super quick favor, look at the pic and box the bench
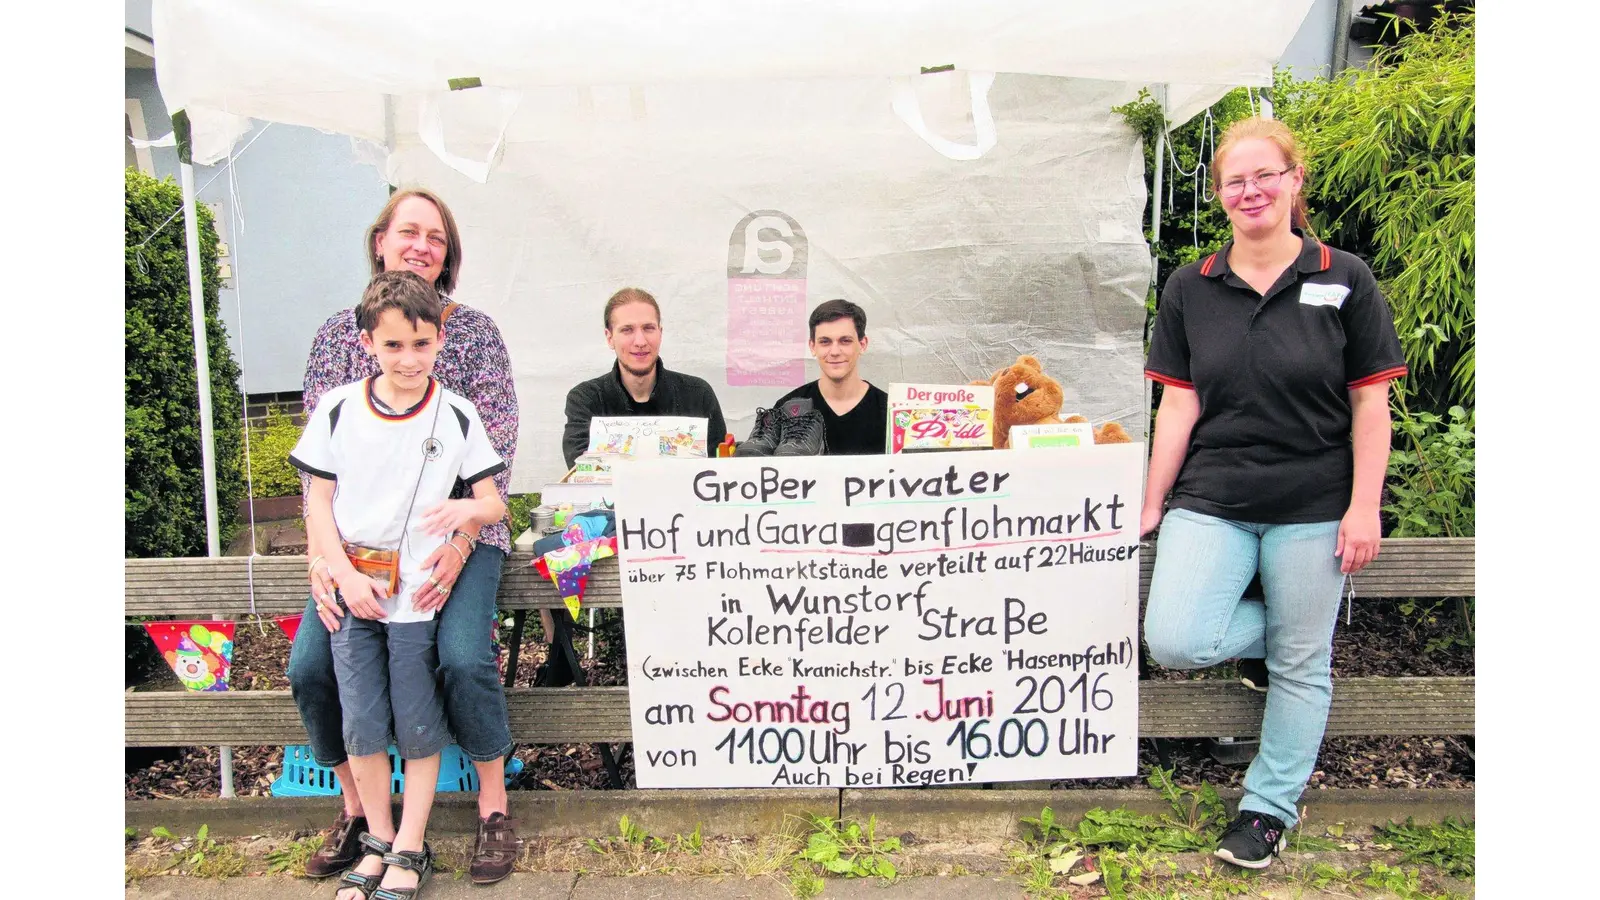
[125,538,1474,784]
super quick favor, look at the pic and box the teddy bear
[972,354,1132,448]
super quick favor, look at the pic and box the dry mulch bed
[127,583,1472,799]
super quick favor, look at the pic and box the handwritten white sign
[588,416,709,458]
[616,446,1143,788]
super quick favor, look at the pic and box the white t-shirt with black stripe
[290,376,507,622]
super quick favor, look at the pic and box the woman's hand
[1335,504,1382,574]
[413,536,469,614]
[1140,502,1165,538]
[308,555,344,632]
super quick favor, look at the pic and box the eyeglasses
[1219,166,1295,199]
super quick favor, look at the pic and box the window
[125,99,155,175]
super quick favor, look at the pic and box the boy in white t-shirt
[290,270,507,900]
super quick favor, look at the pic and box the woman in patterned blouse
[288,188,524,885]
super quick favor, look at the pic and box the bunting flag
[144,621,235,692]
[274,614,303,644]
[534,536,617,620]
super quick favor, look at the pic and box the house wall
[1281,0,1377,79]
[126,2,389,396]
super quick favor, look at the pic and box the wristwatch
[450,530,477,552]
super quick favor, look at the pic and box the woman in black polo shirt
[1140,118,1407,870]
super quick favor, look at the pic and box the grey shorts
[328,614,452,760]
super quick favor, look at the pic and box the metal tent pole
[1333,0,1355,77]
[1149,86,1166,263]
[174,111,233,798]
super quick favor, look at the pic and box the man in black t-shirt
[766,299,888,455]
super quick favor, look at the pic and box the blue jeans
[1143,508,1346,827]
[289,546,512,766]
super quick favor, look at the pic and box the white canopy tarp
[153,0,1314,167]
[151,1,1315,491]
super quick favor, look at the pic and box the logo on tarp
[726,210,808,386]
[143,621,235,691]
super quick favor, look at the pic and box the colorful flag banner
[534,536,617,620]
[143,621,235,691]
[274,614,303,644]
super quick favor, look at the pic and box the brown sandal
[469,813,522,884]
[334,833,393,899]
[305,811,368,878]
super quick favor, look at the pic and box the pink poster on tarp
[726,210,807,386]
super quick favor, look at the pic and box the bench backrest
[124,537,1474,618]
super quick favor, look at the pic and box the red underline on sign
[756,530,1125,556]
[631,555,686,563]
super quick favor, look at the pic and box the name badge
[1299,283,1350,309]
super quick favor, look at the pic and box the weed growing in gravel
[787,860,826,897]
[1303,860,1469,900]
[1376,816,1474,878]
[797,814,901,881]
[132,824,247,880]
[265,834,324,875]
[1013,770,1277,897]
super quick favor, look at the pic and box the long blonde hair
[1211,117,1314,236]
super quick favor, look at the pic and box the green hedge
[126,168,245,557]
[243,407,303,499]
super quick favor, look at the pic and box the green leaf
[823,857,855,874]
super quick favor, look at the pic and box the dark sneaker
[1215,811,1288,869]
[1238,658,1269,693]
[775,409,827,456]
[733,407,782,457]
[470,812,523,884]
[779,396,814,419]
[302,809,367,877]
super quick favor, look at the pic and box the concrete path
[124,873,1442,899]
[126,874,1010,899]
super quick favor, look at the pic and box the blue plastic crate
[271,745,477,797]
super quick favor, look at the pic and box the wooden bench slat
[124,677,1473,746]
[124,538,1474,617]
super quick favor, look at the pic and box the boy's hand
[420,499,483,537]
[334,570,390,620]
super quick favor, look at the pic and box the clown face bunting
[143,621,235,691]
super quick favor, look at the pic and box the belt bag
[343,542,401,597]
